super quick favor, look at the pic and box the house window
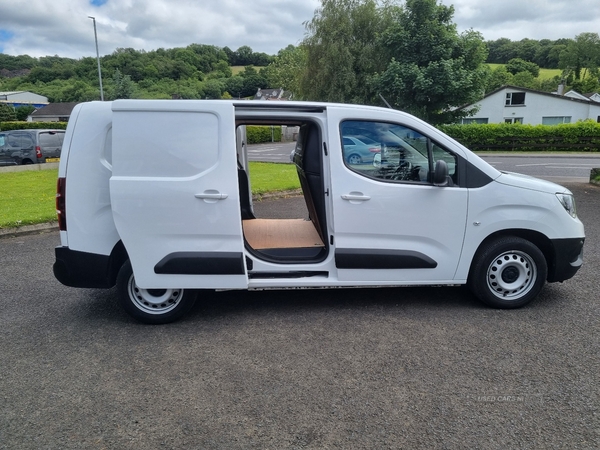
[461,118,489,124]
[542,116,571,125]
[505,92,526,106]
[504,118,523,124]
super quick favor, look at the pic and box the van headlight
[556,193,577,218]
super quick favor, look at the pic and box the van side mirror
[433,159,449,186]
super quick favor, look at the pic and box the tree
[238,66,268,97]
[301,0,386,103]
[485,65,513,93]
[506,58,540,77]
[234,46,254,66]
[109,69,136,100]
[224,76,244,98]
[15,105,35,121]
[486,38,519,64]
[0,103,16,121]
[202,79,224,99]
[515,38,540,62]
[262,45,307,98]
[373,0,488,124]
[559,32,600,80]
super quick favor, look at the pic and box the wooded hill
[1,24,599,123]
[0,45,275,103]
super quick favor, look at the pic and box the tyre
[468,237,547,309]
[116,260,197,324]
[347,154,362,165]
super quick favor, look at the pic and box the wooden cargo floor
[243,219,324,250]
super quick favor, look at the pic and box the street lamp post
[88,16,104,101]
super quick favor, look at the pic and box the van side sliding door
[110,100,248,289]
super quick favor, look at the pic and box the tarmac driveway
[0,183,598,449]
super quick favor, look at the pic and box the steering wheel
[391,161,413,181]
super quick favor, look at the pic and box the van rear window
[39,133,59,146]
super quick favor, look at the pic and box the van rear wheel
[468,237,547,309]
[116,260,197,324]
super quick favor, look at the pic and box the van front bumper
[54,246,114,288]
[548,238,585,283]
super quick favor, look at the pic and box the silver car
[342,135,381,165]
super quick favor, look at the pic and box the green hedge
[246,126,282,144]
[0,121,68,131]
[438,122,600,152]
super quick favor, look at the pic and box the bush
[0,121,68,131]
[246,125,282,144]
[438,121,600,152]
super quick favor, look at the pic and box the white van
[53,100,585,324]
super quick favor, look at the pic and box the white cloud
[0,0,320,58]
[0,0,599,59]
[440,0,600,41]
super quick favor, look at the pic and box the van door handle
[195,190,228,200]
[341,192,371,202]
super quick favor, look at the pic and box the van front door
[110,100,248,289]
[328,113,468,284]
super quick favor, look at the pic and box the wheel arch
[468,229,554,282]
[107,240,129,287]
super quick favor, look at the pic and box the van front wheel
[116,260,197,324]
[469,237,547,309]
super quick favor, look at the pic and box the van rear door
[110,100,248,289]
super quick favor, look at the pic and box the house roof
[30,102,80,116]
[254,88,292,101]
[461,85,600,110]
[0,91,48,101]
[0,91,25,96]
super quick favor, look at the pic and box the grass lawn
[0,170,58,228]
[0,162,300,228]
[538,68,562,80]
[231,65,266,75]
[248,162,300,195]
[488,64,562,80]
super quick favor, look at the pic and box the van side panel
[109,100,248,289]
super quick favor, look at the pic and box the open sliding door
[110,100,248,289]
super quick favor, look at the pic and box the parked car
[0,130,36,165]
[27,129,65,163]
[342,135,381,164]
[0,129,65,165]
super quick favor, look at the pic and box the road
[1,183,599,449]
[479,154,600,183]
[248,141,296,163]
[248,142,600,182]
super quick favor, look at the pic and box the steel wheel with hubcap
[116,260,197,324]
[469,236,547,309]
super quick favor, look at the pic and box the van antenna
[378,94,393,109]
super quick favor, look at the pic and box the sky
[1,0,600,60]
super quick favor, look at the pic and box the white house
[27,102,80,122]
[460,85,600,125]
[563,89,600,103]
[0,91,49,108]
